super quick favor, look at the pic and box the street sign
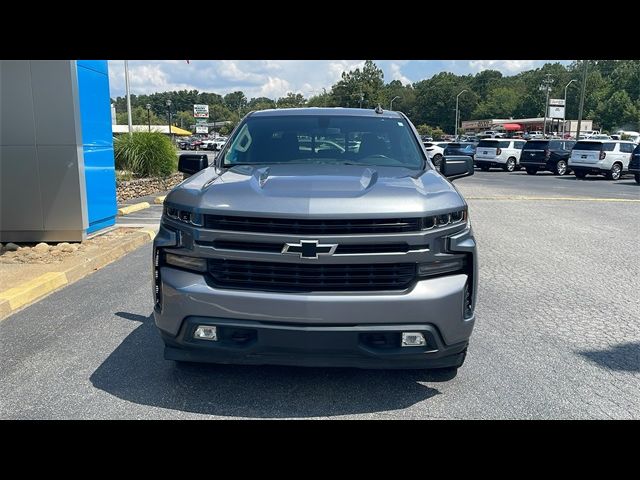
[549,106,565,119]
[549,98,565,106]
[196,118,207,124]
[195,125,208,134]
[193,104,209,118]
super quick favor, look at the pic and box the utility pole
[359,92,364,109]
[541,74,554,137]
[563,79,577,138]
[455,89,468,140]
[576,61,589,140]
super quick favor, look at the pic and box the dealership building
[461,118,594,137]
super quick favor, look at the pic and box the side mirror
[178,154,208,175]
[440,155,474,181]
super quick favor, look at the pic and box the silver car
[153,107,478,372]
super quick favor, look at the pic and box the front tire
[555,159,568,175]
[503,157,516,172]
[526,167,537,175]
[605,163,622,180]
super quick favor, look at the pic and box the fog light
[194,325,217,341]
[402,332,426,347]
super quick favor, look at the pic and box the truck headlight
[163,205,203,227]
[165,253,207,272]
[422,208,467,230]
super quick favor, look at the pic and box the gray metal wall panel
[0,146,44,230]
[30,61,79,146]
[0,60,37,146]
[38,145,86,230]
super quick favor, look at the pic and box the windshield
[223,115,425,169]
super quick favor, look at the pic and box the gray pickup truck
[153,107,477,372]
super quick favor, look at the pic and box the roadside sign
[196,118,207,124]
[549,98,565,106]
[549,106,565,119]
[193,104,209,118]
[195,125,208,134]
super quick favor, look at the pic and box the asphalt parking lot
[1,171,638,419]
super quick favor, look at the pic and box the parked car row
[178,136,228,151]
[431,137,640,182]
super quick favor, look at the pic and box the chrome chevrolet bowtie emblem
[282,240,338,259]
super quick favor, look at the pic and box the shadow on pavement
[90,312,447,418]
[578,342,640,372]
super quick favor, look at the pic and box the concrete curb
[0,228,157,321]
[118,202,150,216]
[154,195,166,204]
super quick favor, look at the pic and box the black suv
[630,143,640,184]
[520,139,576,175]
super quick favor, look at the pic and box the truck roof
[249,107,404,119]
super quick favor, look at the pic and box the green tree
[224,91,248,115]
[248,96,276,111]
[596,90,639,131]
[473,87,520,119]
[276,92,307,109]
[330,60,385,108]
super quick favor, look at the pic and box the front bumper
[162,317,468,369]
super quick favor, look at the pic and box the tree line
[111,60,640,136]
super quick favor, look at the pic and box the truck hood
[165,164,466,217]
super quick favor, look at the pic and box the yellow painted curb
[154,195,166,205]
[466,196,640,203]
[118,202,150,216]
[0,228,156,321]
[0,272,67,311]
[139,228,157,240]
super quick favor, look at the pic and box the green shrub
[114,132,177,177]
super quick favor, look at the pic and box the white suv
[422,141,450,167]
[475,139,527,172]
[569,140,636,180]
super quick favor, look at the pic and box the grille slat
[208,259,416,292]
[202,240,421,255]
[205,215,421,234]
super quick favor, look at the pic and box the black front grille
[208,259,416,292]
[204,215,422,234]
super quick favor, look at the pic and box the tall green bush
[114,132,177,177]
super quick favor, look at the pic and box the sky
[108,60,573,100]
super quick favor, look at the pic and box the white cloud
[467,60,538,73]
[259,76,292,98]
[390,62,411,84]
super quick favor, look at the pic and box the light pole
[166,99,173,142]
[541,74,554,136]
[146,104,152,132]
[576,61,589,140]
[563,79,577,138]
[455,89,467,140]
[390,96,400,111]
[359,91,364,109]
